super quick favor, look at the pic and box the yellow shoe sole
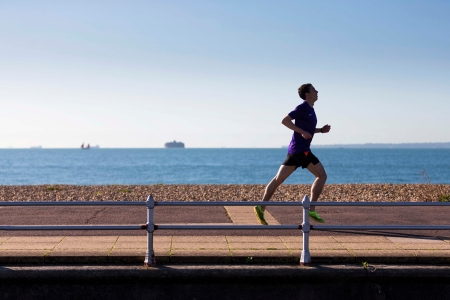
[254,206,268,225]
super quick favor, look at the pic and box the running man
[254,83,331,225]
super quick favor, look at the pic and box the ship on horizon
[81,143,100,149]
[164,140,185,148]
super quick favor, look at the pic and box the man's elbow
[281,116,291,125]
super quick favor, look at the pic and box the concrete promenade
[1,234,450,264]
[1,205,450,264]
[2,206,450,299]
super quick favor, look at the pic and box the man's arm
[281,115,312,139]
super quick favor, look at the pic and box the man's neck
[305,99,315,107]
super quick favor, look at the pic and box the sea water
[0,148,449,185]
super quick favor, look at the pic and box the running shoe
[254,206,268,225]
[309,211,325,223]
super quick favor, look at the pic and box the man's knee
[268,176,282,189]
[316,170,327,182]
[275,172,290,186]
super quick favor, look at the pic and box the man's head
[298,83,318,101]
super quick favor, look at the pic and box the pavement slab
[396,243,450,250]
[112,241,150,249]
[226,236,283,243]
[228,242,287,250]
[333,236,391,243]
[55,241,115,250]
[283,242,303,250]
[340,242,402,250]
[386,236,444,243]
[62,236,119,243]
[171,242,229,250]
[0,242,58,250]
[224,206,280,225]
[0,237,11,243]
[285,242,346,250]
[6,236,65,243]
[173,235,226,243]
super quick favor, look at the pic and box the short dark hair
[298,83,312,100]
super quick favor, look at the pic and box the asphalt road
[1,206,449,238]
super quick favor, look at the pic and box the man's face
[306,86,318,101]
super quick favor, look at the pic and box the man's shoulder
[294,101,309,113]
[292,102,308,112]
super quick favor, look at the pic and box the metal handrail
[157,225,301,230]
[0,201,145,206]
[155,201,304,206]
[313,225,450,230]
[0,225,144,230]
[154,201,450,206]
[147,196,450,266]
[310,202,449,206]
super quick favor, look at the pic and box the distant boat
[164,140,185,148]
[81,143,99,149]
[30,145,42,149]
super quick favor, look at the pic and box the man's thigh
[306,162,326,178]
[275,165,296,182]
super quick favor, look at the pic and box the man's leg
[254,165,296,225]
[306,162,327,212]
[260,165,296,211]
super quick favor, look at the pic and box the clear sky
[1,0,449,148]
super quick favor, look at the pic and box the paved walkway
[1,234,449,264]
[1,207,449,264]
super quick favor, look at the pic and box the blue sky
[1,0,449,148]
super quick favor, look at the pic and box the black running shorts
[282,151,320,169]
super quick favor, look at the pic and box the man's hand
[321,124,331,133]
[301,132,312,139]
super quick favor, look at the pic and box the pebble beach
[0,184,449,202]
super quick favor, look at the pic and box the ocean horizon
[5,141,450,150]
[0,148,449,185]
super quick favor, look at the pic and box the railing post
[144,195,156,267]
[300,195,311,265]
